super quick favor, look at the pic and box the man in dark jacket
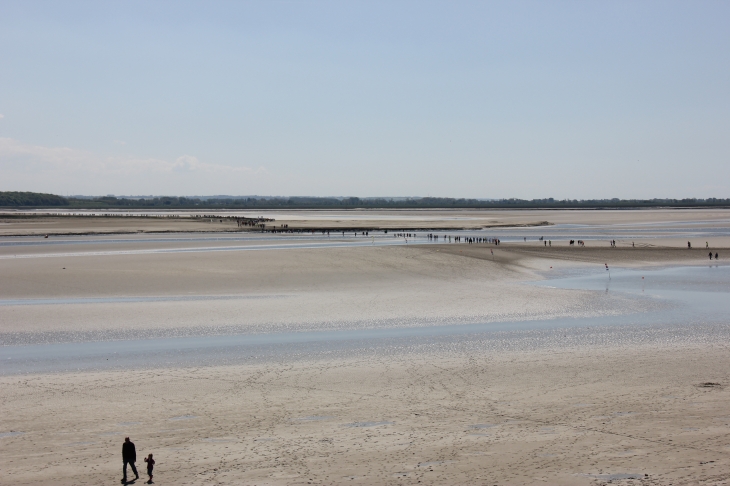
[122,437,139,482]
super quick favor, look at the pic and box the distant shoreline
[2,191,730,210]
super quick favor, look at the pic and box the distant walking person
[710,252,713,260]
[144,454,155,483]
[122,437,138,483]
[715,252,719,260]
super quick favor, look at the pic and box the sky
[0,1,728,199]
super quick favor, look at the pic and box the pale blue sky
[1,1,728,198]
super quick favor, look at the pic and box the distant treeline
[2,192,730,209]
[0,191,69,207]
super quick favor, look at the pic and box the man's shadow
[122,477,154,484]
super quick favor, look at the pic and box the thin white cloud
[170,155,270,174]
[0,137,268,194]
[0,114,4,119]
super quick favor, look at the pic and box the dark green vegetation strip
[1,192,729,209]
[0,191,69,207]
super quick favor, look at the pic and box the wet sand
[0,243,670,342]
[4,207,730,235]
[1,210,730,485]
[0,215,239,236]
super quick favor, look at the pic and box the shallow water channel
[1,265,729,375]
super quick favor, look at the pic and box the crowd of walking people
[226,224,723,261]
[425,233,501,244]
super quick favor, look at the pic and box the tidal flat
[1,209,730,485]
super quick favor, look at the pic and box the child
[144,454,155,483]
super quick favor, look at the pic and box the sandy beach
[1,209,730,485]
[3,344,730,486]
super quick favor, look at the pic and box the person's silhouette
[122,437,139,483]
[144,453,155,483]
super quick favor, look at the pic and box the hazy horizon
[1,1,729,199]
[7,191,729,202]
